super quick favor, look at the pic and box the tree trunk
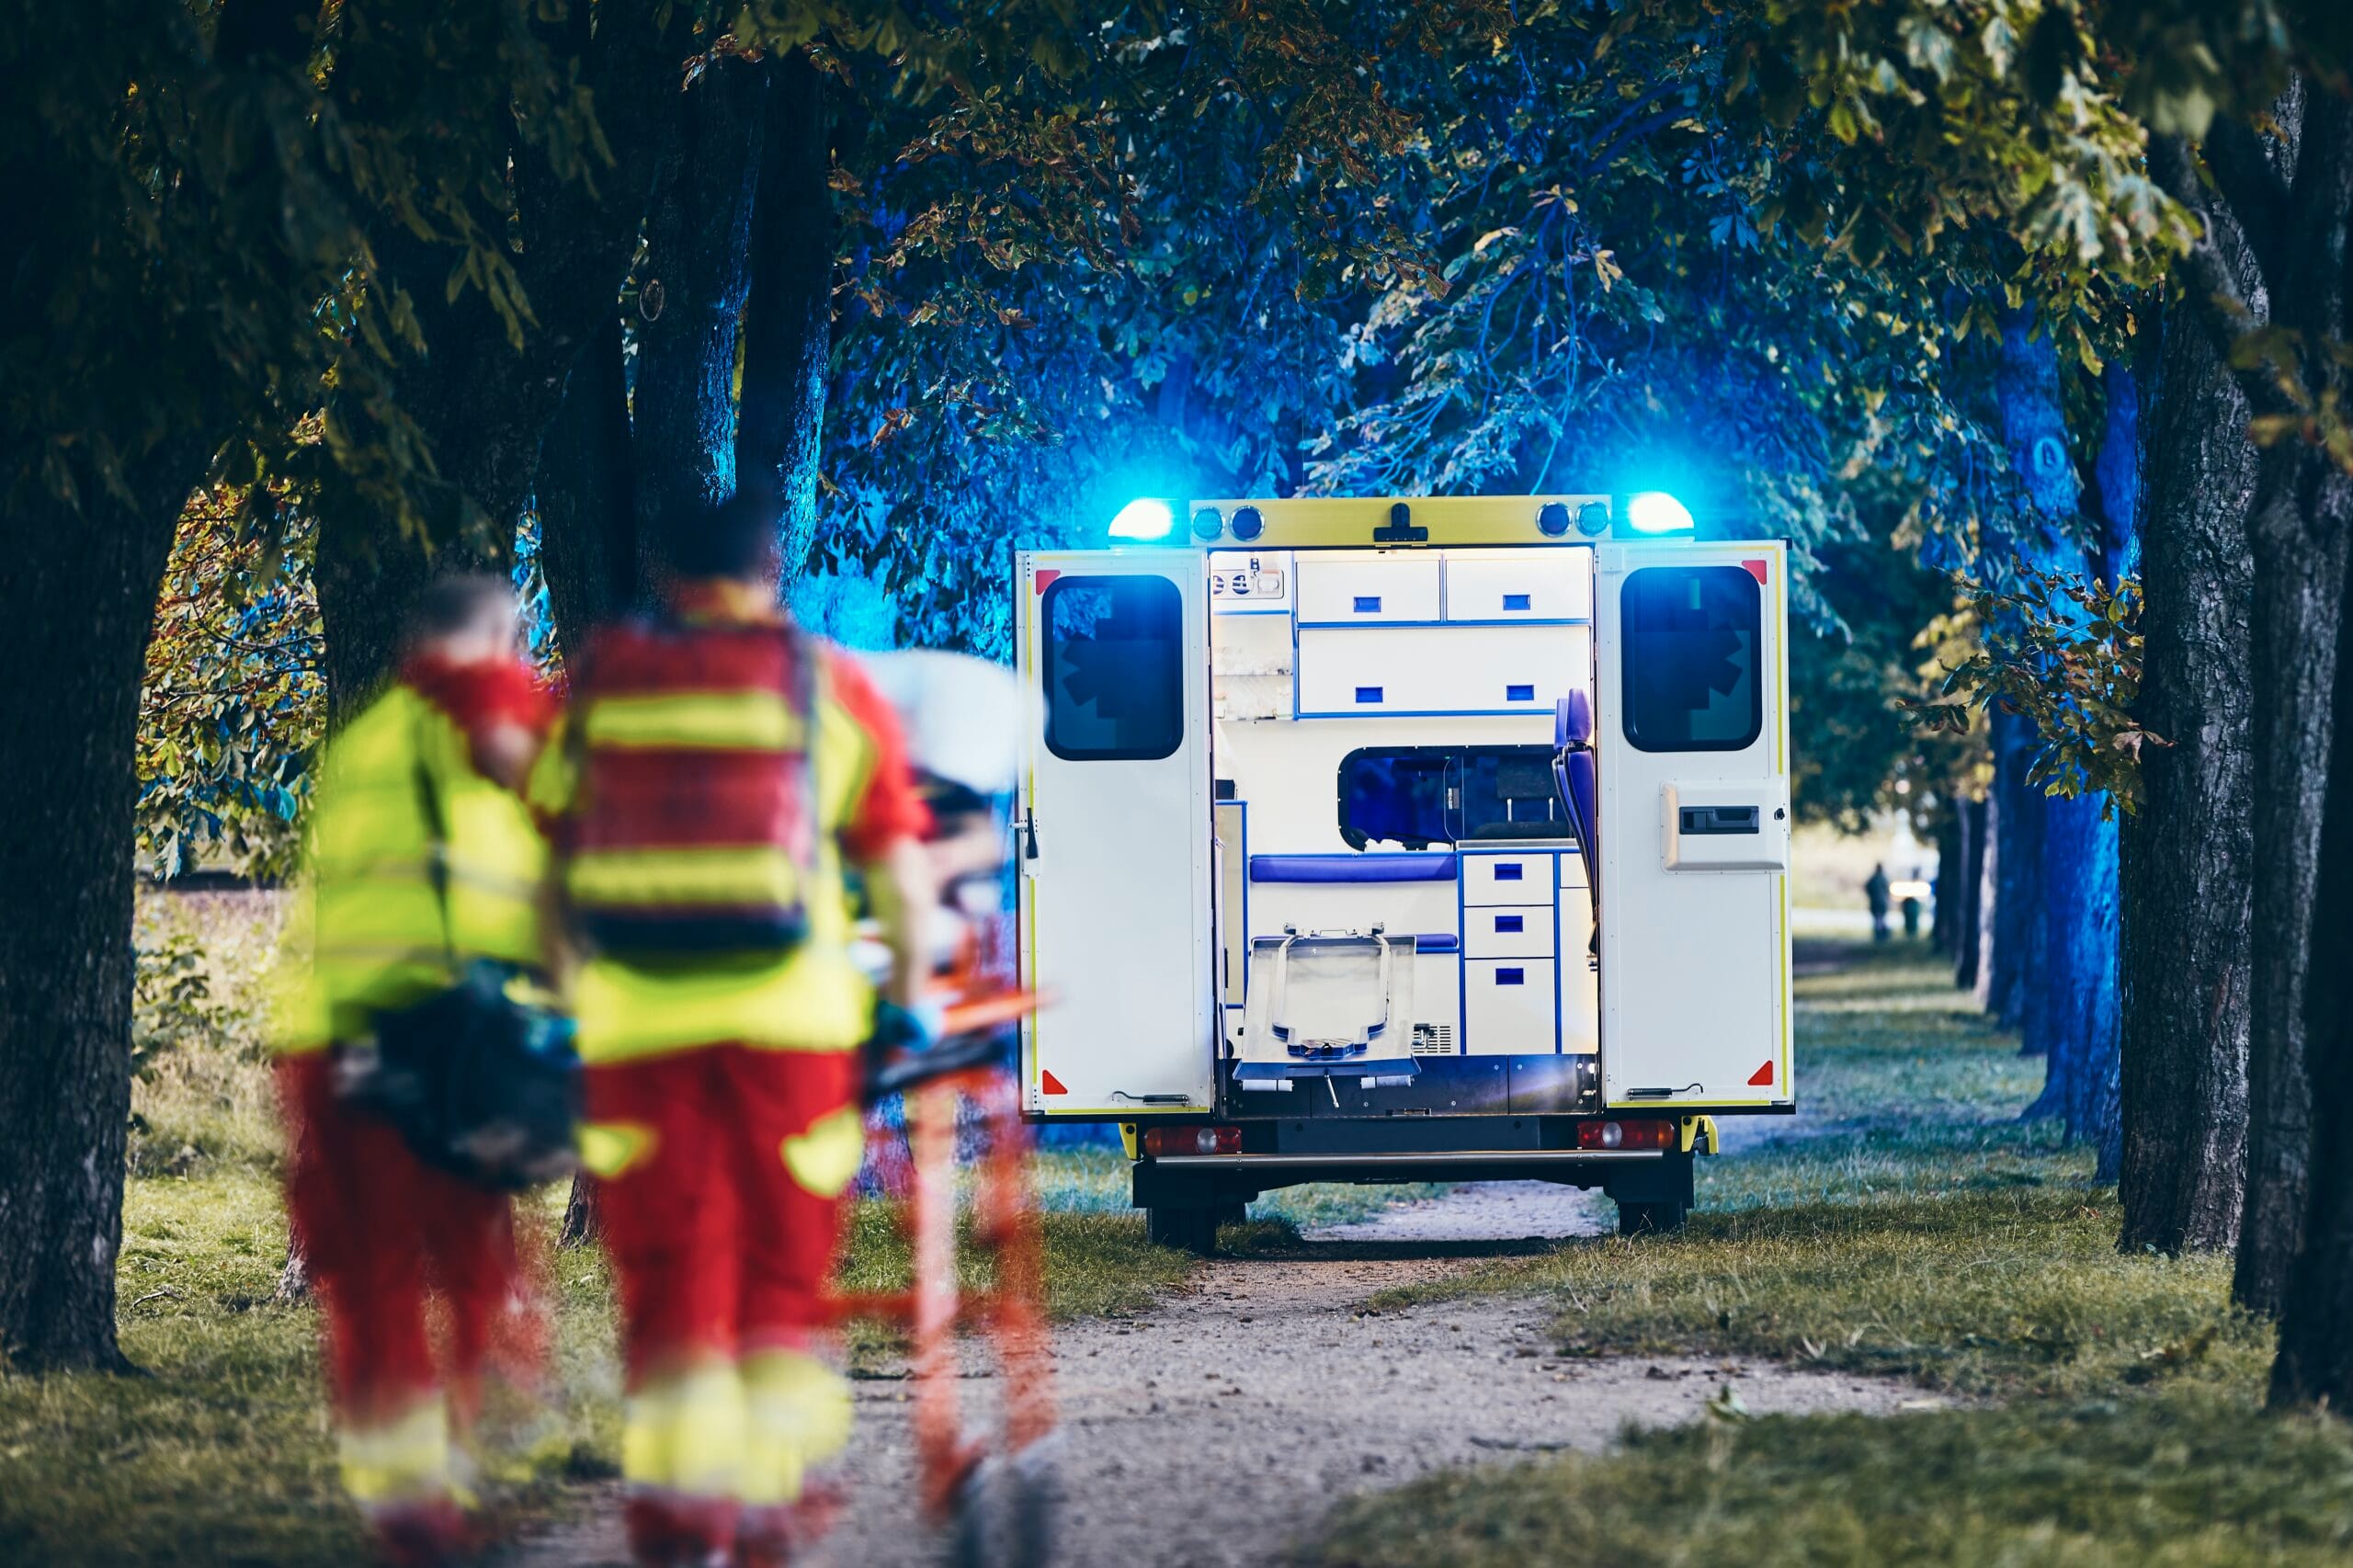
[1930,806,1961,956]
[2270,525,2353,1407]
[1988,712,2044,1032]
[1972,787,2000,1008]
[559,1174,602,1249]
[1954,795,1989,992]
[0,448,198,1369]
[2235,454,2353,1312]
[2117,278,2257,1255]
[1992,309,2082,1065]
[313,508,453,724]
[538,311,644,661]
[631,54,767,560]
[1994,310,2128,1153]
[2143,76,2353,1315]
[2077,359,2144,1181]
[735,50,833,578]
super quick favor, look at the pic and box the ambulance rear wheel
[1617,1199,1688,1237]
[1147,1204,1218,1255]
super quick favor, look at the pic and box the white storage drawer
[1464,903,1556,959]
[1447,550,1591,621]
[1463,959,1557,1055]
[1296,552,1441,624]
[1295,623,1589,717]
[1463,852,1552,905]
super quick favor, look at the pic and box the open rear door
[1017,551,1216,1115]
[1594,541,1792,1109]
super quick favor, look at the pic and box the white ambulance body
[1014,495,1792,1248]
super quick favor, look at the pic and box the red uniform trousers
[278,1055,520,1470]
[584,1044,859,1563]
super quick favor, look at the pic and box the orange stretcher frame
[824,983,1059,1528]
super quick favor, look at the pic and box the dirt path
[506,1181,1917,1568]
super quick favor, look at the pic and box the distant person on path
[1901,866,1925,938]
[274,574,556,1564]
[535,492,932,1568]
[1865,862,1892,941]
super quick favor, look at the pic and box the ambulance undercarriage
[1016,497,1793,1251]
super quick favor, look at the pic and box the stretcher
[829,650,1061,1565]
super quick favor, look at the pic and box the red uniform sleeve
[827,653,935,863]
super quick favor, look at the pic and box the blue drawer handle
[1495,915,1524,934]
[1503,593,1531,611]
[1355,686,1384,704]
[1496,968,1526,986]
[1353,595,1382,613]
[1495,863,1524,881]
[1506,683,1535,702]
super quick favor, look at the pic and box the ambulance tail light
[1577,1118,1676,1151]
[1142,1125,1243,1157]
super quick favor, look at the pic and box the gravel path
[505,1180,1918,1568]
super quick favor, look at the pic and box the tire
[949,1454,1058,1568]
[1147,1204,1218,1255]
[1617,1199,1688,1237]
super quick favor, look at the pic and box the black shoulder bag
[337,737,581,1190]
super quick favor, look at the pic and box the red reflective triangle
[1742,558,1769,585]
[1034,568,1062,593]
[1040,1068,1069,1096]
[1747,1059,1776,1086]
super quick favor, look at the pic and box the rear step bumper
[1133,1146,1692,1210]
[1147,1149,1664,1170]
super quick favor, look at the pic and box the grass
[1301,937,2351,1568]
[0,893,1233,1566]
[1305,1393,2353,1568]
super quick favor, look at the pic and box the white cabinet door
[1294,624,1589,718]
[1463,959,1558,1055]
[1295,551,1443,623]
[1017,552,1216,1114]
[1594,543,1792,1108]
[1462,903,1557,959]
[1446,549,1592,621]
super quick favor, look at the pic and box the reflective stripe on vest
[581,689,805,751]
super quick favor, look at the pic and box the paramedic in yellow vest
[535,493,932,1568]
[275,574,555,1566]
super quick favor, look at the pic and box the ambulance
[1013,495,1792,1250]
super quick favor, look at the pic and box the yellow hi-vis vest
[530,658,884,1063]
[275,684,549,1055]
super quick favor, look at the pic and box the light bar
[1625,492,1696,534]
[1108,497,1177,540]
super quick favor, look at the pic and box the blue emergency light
[1625,491,1697,534]
[1108,498,1177,540]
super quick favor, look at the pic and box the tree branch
[2203,118,2290,288]
[2147,132,2300,425]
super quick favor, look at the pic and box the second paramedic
[534,492,931,1567]
[276,574,555,1563]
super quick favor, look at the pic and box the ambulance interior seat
[1554,693,1600,952]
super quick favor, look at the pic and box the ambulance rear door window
[1620,565,1761,753]
[1041,574,1186,762]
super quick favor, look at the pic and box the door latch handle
[1021,808,1040,860]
